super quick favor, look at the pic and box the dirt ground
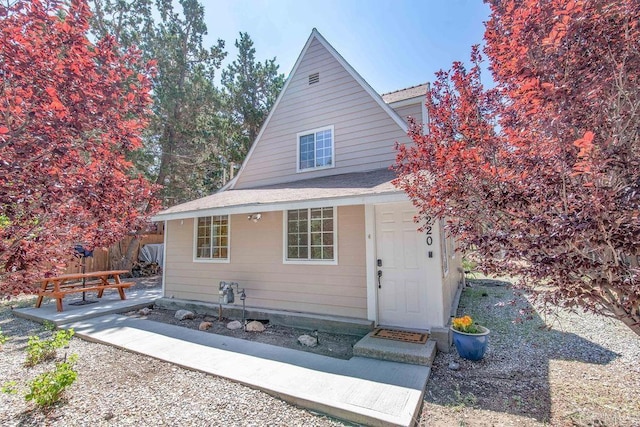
[125,306,363,360]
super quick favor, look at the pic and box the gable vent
[308,72,320,85]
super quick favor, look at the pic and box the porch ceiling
[152,168,406,221]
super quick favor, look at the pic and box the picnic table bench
[35,270,133,312]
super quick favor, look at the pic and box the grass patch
[457,283,551,341]
[448,384,478,410]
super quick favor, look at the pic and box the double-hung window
[195,215,229,261]
[297,125,334,172]
[286,207,336,263]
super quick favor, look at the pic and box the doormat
[372,328,428,344]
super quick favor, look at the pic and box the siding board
[235,38,406,189]
[393,103,423,125]
[164,206,367,318]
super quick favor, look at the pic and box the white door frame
[369,201,424,326]
[365,204,378,323]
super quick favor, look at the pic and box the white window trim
[282,206,338,265]
[296,125,335,173]
[449,235,456,259]
[440,219,449,276]
[422,94,429,135]
[193,215,231,263]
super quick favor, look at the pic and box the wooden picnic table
[35,270,133,312]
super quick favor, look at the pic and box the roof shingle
[381,83,429,104]
[153,169,401,219]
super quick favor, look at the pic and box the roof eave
[387,95,425,108]
[151,190,408,222]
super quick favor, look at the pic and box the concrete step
[353,332,437,366]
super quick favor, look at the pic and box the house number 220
[425,224,433,246]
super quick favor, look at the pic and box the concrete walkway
[15,289,430,426]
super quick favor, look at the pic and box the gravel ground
[1,276,639,426]
[419,278,640,427]
[0,278,346,427]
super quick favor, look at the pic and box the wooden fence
[65,234,164,274]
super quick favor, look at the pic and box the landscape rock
[448,361,460,371]
[199,321,213,331]
[138,307,152,316]
[298,334,318,347]
[203,316,216,322]
[245,320,265,332]
[175,310,194,320]
[227,320,243,330]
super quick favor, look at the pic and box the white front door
[375,202,429,329]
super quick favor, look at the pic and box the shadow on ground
[423,279,620,424]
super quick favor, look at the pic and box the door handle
[377,270,382,288]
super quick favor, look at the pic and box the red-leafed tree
[0,0,159,296]
[394,0,640,335]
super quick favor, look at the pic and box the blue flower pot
[451,325,490,361]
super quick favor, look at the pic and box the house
[152,29,463,350]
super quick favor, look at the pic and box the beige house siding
[392,103,422,126]
[164,205,367,318]
[234,37,409,189]
[417,219,463,328]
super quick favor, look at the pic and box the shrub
[462,256,479,278]
[0,327,8,346]
[42,321,56,331]
[1,381,17,394]
[25,329,74,367]
[25,354,78,407]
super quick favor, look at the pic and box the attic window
[297,125,334,172]
[308,72,319,85]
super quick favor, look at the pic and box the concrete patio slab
[13,287,162,326]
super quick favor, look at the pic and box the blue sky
[203,0,491,94]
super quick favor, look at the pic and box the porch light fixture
[248,213,262,223]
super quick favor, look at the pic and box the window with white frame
[196,215,229,260]
[439,219,449,275]
[286,207,335,261]
[297,126,334,171]
[448,233,456,259]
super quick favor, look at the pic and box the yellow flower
[452,315,481,333]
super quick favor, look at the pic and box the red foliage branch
[394,0,640,335]
[0,0,160,296]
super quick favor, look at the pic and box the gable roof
[152,169,405,221]
[229,28,408,190]
[382,83,430,104]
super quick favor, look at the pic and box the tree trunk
[114,237,140,272]
[611,303,640,338]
